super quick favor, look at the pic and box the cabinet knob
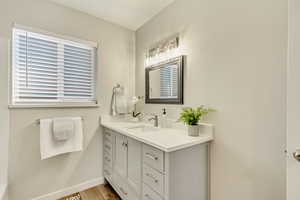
[293,149,300,162]
[145,153,158,160]
[146,173,158,183]
[122,142,128,148]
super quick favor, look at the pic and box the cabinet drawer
[143,145,164,172]
[143,184,163,200]
[104,129,113,143]
[103,165,112,182]
[113,173,139,200]
[104,140,113,155]
[104,151,113,168]
[143,164,164,195]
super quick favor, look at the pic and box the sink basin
[126,125,160,132]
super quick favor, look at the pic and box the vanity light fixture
[145,36,180,67]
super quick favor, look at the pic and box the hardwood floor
[58,184,120,200]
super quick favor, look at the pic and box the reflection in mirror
[146,56,184,104]
[149,65,178,99]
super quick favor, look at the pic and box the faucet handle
[148,116,155,121]
[148,114,158,119]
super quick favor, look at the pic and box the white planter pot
[188,125,199,136]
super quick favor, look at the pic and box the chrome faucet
[148,115,159,127]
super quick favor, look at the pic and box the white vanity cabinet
[104,129,142,200]
[102,126,210,200]
[114,133,128,178]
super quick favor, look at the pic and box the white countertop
[100,117,214,152]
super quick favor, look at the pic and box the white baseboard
[32,177,104,200]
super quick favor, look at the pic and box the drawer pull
[145,153,158,161]
[105,156,111,162]
[104,169,110,175]
[104,144,111,150]
[145,194,154,200]
[119,187,128,195]
[146,173,158,183]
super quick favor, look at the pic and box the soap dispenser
[161,108,167,128]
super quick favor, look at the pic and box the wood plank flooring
[58,184,120,200]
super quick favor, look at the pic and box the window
[11,27,98,107]
[160,65,178,98]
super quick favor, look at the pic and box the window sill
[8,103,100,109]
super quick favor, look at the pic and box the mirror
[145,56,184,104]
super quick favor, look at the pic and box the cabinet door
[114,133,127,179]
[127,137,142,194]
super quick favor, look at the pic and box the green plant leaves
[179,105,215,125]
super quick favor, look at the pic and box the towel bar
[36,117,84,125]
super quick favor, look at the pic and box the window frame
[9,24,99,108]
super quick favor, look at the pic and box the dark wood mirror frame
[145,55,184,104]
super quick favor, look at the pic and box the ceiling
[49,0,174,30]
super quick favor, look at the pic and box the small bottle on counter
[161,108,167,128]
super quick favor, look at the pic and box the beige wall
[136,0,287,200]
[0,38,9,188]
[287,0,300,199]
[0,0,135,199]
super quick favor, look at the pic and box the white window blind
[12,28,97,106]
[160,65,178,98]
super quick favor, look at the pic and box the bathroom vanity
[101,118,213,200]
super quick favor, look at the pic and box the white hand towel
[115,93,128,114]
[52,118,74,141]
[40,117,83,160]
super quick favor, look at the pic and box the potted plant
[179,106,215,136]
